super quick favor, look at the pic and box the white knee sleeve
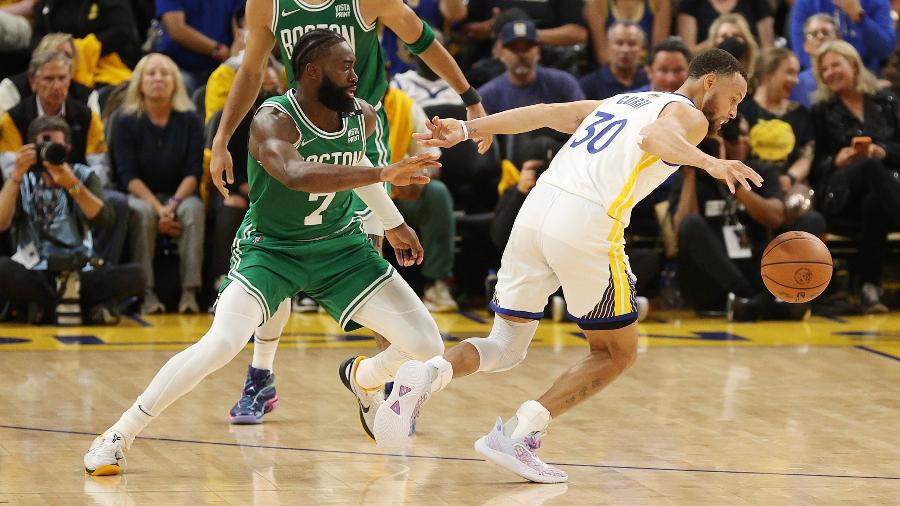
[465,315,538,373]
[351,274,444,360]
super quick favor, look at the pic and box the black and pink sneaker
[229,366,278,424]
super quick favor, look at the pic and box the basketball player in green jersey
[212,0,491,425]
[84,30,453,476]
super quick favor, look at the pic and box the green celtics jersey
[272,0,388,106]
[245,91,368,241]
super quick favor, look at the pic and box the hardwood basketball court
[1,310,899,504]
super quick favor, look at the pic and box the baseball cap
[500,20,537,47]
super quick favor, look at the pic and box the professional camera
[30,134,67,173]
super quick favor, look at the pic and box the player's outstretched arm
[638,102,764,193]
[249,107,440,193]
[414,101,604,148]
[210,0,276,198]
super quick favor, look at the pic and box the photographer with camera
[0,116,144,324]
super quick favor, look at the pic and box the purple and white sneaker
[474,417,568,483]
[373,360,432,449]
[229,366,278,424]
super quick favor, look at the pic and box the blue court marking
[2,424,899,481]
[855,345,900,363]
[0,337,30,344]
[54,335,104,345]
[458,310,487,324]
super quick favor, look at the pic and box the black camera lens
[41,142,67,165]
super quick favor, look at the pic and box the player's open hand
[380,153,440,186]
[414,117,466,149]
[210,140,234,198]
[385,223,424,267]
[466,103,493,154]
[705,158,763,194]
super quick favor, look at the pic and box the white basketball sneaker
[474,417,568,483]
[373,360,432,449]
[338,356,384,441]
[84,431,127,476]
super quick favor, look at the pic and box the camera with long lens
[30,134,67,173]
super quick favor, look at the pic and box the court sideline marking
[1,424,898,482]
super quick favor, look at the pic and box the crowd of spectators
[1,0,899,325]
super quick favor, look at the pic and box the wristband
[405,21,436,55]
[460,86,482,107]
[458,119,469,141]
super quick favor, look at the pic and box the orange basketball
[760,231,833,303]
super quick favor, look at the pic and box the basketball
[760,231,833,303]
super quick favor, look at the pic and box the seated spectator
[676,0,773,53]
[382,0,468,76]
[31,0,140,80]
[636,36,692,92]
[585,0,672,64]
[790,0,895,72]
[0,34,101,116]
[670,135,808,321]
[110,53,205,314]
[741,47,814,195]
[206,66,281,291]
[480,20,585,114]
[461,0,588,49]
[810,40,900,314]
[391,29,465,108]
[384,85,459,312]
[491,136,561,251]
[155,0,245,92]
[707,13,760,73]
[579,22,649,99]
[790,14,839,107]
[0,116,144,324]
[0,49,129,265]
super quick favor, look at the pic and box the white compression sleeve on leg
[251,298,290,371]
[464,315,538,373]
[351,274,445,388]
[109,284,264,440]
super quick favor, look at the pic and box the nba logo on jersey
[335,4,351,18]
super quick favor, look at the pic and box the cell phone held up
[30,134,67,173]
[851,136,872,156]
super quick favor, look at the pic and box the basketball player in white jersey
[370,49,763,483]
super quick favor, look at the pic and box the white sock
[355,346,408,389]
[426,355,452,393]
[251,336,279,372]
[108,400,151,447]
[505,400,551,439]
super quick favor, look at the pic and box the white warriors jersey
[540,91,696,228]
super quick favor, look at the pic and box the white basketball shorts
[490,183,639,330]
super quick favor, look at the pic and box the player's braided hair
[290,29,346,79]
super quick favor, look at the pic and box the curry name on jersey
[540,92,696,227]
[245,91,368,241]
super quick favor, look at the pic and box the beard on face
[701,97,721,136]
[318,74,356,113]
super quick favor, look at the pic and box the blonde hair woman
[676,0,773,54]
[707,13,759,73]
[810,40,900,314]
[110,53,205,314]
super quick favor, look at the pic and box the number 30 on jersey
[570,112,627,154]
